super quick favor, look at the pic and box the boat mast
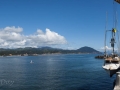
[110,0,119,55]
[104,30,107,56]
[104,12,108,56]
[104,0,119,56]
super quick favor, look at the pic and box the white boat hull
[102,63,120,77]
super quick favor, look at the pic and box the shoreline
[0,53,101,57]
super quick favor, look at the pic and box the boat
[102,0,120,77]
[30,60,33,64]
[102,29,120,77]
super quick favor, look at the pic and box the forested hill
[0,46,101,56]
[77,46,100,53]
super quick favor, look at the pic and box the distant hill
[77,46,100,53]
[40,47,63,50]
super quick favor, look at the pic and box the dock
[114,72,120,90]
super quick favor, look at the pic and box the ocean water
[0,54,116,90]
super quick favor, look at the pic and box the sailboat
[102,0,120,77]
[102,29,120,77]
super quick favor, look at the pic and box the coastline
[0,52,100,57]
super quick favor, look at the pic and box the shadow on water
[67,85,90,90]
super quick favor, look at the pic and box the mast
[104,30,107,56]
[104,12,108,56]
[105,29,116,56]
[104,0,119,56]
[110,0,119,55]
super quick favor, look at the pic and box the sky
[0,0,120,50]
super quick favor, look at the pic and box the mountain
[77,46,100,53]
[0,46,101,56]
[40,47,63,50]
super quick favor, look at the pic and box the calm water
[0,54,116,90]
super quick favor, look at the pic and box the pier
[114,72,120,90]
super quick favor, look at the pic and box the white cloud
[3,26,23,33]
[100,46,118,51]
[0,26,67,48]
[101,46,112,50]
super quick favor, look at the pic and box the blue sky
[0,0,120,50]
